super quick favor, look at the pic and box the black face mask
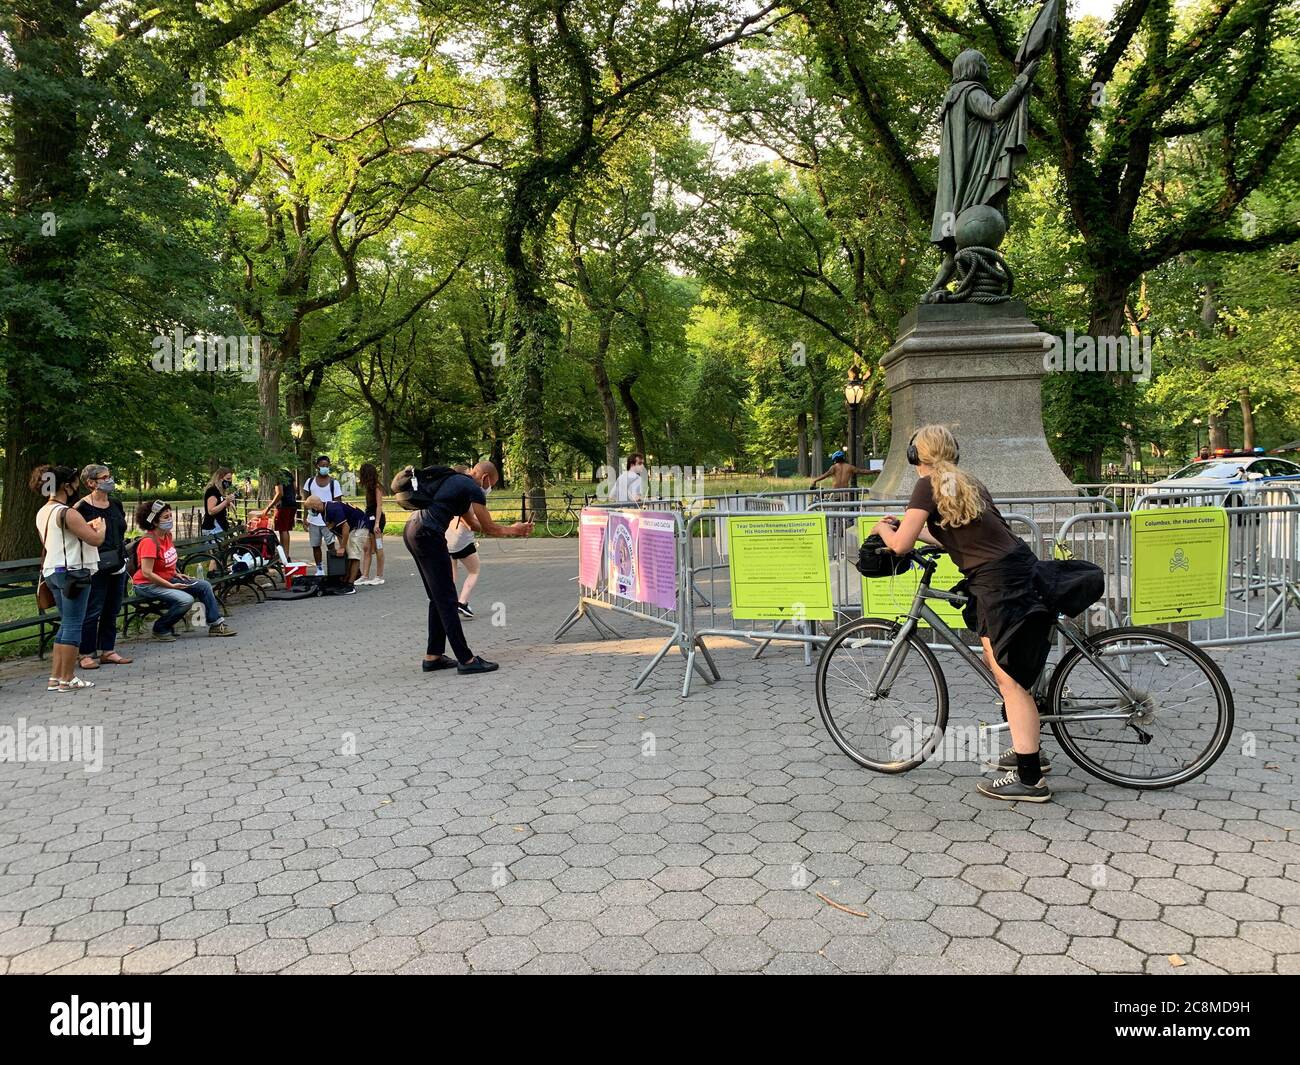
[221,479,232,489]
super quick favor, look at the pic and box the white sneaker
[315,565,324,576]
[355,577,375,586]
[371,578,385,585]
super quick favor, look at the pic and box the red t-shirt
[133,533,178,585]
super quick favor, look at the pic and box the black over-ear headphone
[907,431,959,466]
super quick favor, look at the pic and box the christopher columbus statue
[923,0,1060,303]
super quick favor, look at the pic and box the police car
[1150,448,1300,506]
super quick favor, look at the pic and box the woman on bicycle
[869,424,1054,802]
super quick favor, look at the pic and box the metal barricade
[1054,504,1300,645]
[810,494,1111,558]
[679,508,1044,696]
[1132,484,1298,509]
[553,507,720,692]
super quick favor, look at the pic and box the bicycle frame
[864,557,1142,733]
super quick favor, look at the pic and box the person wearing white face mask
[612,453,646,502]
[131,500,236,640]
[74,464,133,670]
[303,455,342,574]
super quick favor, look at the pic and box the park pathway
[0,534,1297,973]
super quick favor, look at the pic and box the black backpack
[391,464,457,511]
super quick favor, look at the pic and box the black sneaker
[457,602,475,619]
[984,748,1052,773]
[421,656,457,672]
[976,770,1052,803]
[457,656,499,675]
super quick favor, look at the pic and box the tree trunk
[592,323,619,473]
[618,376,647,459]
[796,412,809,477]
[1238,388,1255,451]
[1208,409,1229,451]
[811,390,824,473]
[0,0,84,560]
[258,357,282,460]
[1078,273,1135,482]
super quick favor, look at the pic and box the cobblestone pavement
[0,535,1296,974]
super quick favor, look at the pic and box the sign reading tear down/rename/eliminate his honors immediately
[727,514,834,621]
[1130,507,1228,625]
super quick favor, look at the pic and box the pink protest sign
[578,508,607,589]
[606,511,677,611]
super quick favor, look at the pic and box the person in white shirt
[302,455,342,573]
[612,453,646,503]
[32,464,106,693]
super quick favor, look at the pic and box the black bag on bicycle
[1033,558,1104,618]
[855,534,912,579]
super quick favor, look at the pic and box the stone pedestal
[871,301,1074,500]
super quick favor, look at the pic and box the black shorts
[450,542,477,561]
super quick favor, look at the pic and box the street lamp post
[290,422,305,490]
[844,365,865,488]
[1192,416,1203,459]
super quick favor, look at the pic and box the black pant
[405,516,472,663]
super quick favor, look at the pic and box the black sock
[1016,750,1042,786]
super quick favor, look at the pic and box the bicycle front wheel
[1047,626,1234,789]
[545,509,577,537]
[815,617,949,773]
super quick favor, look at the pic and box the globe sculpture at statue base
[870,301,1075,501]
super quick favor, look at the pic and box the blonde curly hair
[914,425,984,527]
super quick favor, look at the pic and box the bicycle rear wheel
[1047,626,1234,789]
[815,617,949,772]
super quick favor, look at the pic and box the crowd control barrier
[557,493,1300,697]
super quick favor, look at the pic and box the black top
[422,473,486,532]
[74,497,127,555]
[280,476,298,510]
[324,501,371,532]
[202,486,227,532]
[907,475,1023,575]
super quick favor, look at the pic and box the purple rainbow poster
[606,511,677,611]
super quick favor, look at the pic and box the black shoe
[457,602,475,619]
[421,656,457,672]
[984,748,1053,773]
[457,656,498,675]
[976,770,1052,803]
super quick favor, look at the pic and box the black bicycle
[815,546,1234,790]
[544,490,596,537]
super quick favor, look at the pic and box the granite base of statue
[870,300,1075,501]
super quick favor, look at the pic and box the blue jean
[45,570,91,646]
[133,578,222,633]
[79,570,128,655]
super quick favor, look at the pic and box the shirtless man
[810,451,872,490]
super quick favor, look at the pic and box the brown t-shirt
[906,475,1023,574]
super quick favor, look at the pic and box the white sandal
[58,676,95,693]
[47,677,60,692]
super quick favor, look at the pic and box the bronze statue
[923,0,1059,304]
